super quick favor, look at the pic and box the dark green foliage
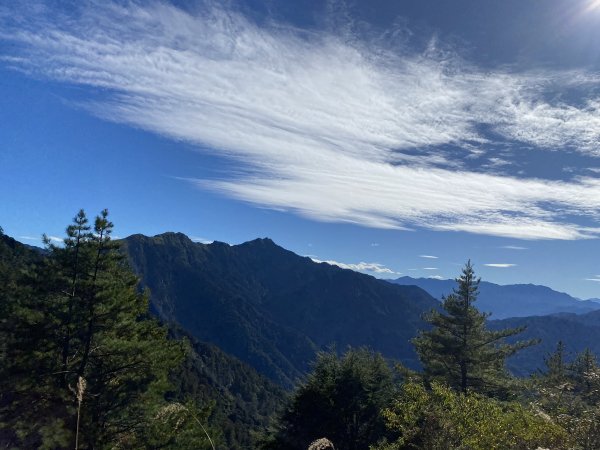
[264,348,395,450]
[0,229,44,317]
[413,261,537,396]
[0,230,44,371]
[122,233,439,387]
[169,328,287,450]
[0,230,47,446]
[0,212,215,449]
[544,340,568,383]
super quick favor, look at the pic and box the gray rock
[308,437,335,450]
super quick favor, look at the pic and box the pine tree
[544,341,568,383]
[413,261,537,397]
[0,210,215,449]
[264,348,395,450]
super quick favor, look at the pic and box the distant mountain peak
[126,231,192,243]
[126,232,282,249]
[239,237,277,246]
[235,237,292,255]
[156,231,192,240]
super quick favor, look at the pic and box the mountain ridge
[122,232,440,387]
[122,232,600,382]
[7,228,600,387]
[392,275,600,319]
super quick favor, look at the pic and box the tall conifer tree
[413,261,537,397]
[1,210,214,449]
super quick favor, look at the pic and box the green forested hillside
[263,265,600,450]
[169,328,286,449]
[0,227,43,270]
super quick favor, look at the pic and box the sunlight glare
[584,0,600,13]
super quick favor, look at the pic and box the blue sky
[2,0,600,299]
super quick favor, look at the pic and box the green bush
[376,381,570,450]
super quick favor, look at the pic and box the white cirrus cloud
[311,258,398,275]
[484,263,517,268]
[2,2,600,239]
[428,275,445,280]
[20,235,61,243]
[423,267,439,270]
[191,236,214,244]
[501,245,528,250]
[419,255,439,259]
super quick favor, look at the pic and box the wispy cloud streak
[484,263,517,268]
[191,236,214,244]
[2,1,600,239]
[311,258,398,275]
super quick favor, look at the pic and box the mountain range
[122,232,439,387]
[392,276,600,319]
[122,232,600,385]
[490,311,600,376]
[6,229,600,388]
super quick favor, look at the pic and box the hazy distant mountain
[123,232,439,387]
[391,276,600,319]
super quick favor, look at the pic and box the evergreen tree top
[414,261,538,397]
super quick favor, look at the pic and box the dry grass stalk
[74,376,86,450]
[154,402,216,450]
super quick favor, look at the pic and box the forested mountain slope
[122,232,439,387]
[491,311,600,376]
[0,228,284,449]
[169,328,286,449]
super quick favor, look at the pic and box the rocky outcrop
[308,438,335,450]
